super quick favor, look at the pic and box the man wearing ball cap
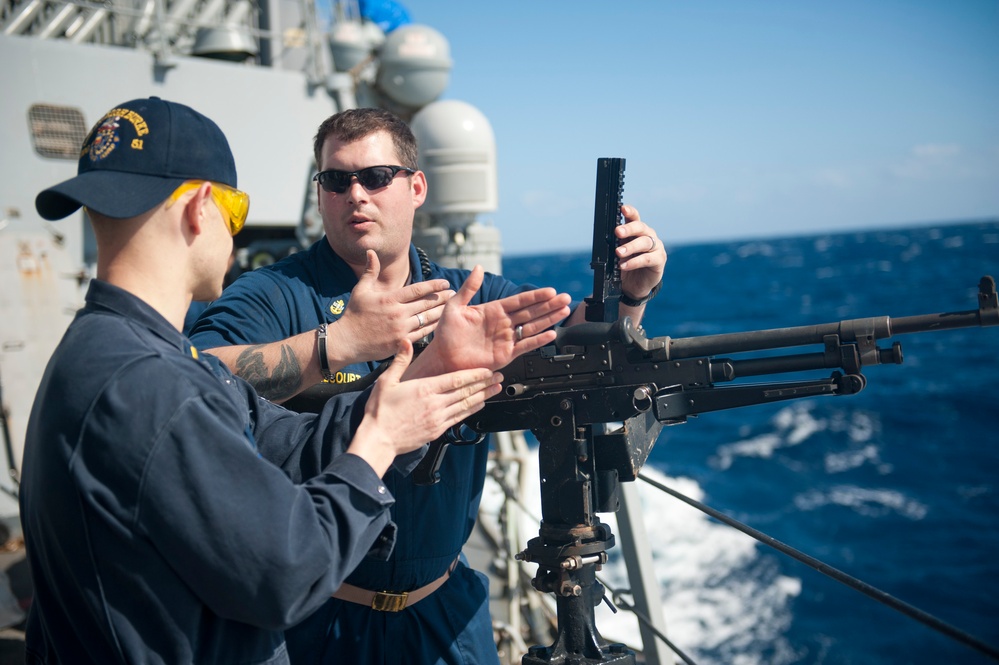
[20,97,518,663]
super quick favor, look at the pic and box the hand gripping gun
[412,159,999,665]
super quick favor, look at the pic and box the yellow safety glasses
[168,180,249,236]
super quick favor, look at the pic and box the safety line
[605,588,698,665]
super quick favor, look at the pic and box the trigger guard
[445,424,485,446]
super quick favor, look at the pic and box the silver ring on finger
[647,236,657,252]
[516,325,524,341]
[416,312,425,329]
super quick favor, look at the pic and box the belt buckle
[371,591,408,612]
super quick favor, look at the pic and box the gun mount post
[516,395,645,665]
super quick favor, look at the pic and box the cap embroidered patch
[88,107,151,162]
[88,116,122,161]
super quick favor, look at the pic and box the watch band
[620,278,662,307]
[317,323,334,382]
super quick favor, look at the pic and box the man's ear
[180,182,213,237]
[411,170,428,209]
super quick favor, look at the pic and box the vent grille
[29,104,88,160]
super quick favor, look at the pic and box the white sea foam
[823,444,882,474]
[900,242,922,262]
[482,450,801,664]
[793,485,928,520]
[711,404,892,477]
[711,433,785,470]
[712,252,732,267]
[712,403,825,470]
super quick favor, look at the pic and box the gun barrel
[890,309,991,335]
[667,276,997,360]
[667,316,893,359]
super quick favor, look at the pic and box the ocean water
[501,219,999,665]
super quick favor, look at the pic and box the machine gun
[412,159,999,665]
[413,277,998,664]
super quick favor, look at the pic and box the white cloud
[812,168,853,188]
[890,143,966,180]
[911,143,961,157]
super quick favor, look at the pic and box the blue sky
[391,1,998,255]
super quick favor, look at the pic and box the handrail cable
[604,588,698,665]
[637,472,999,663]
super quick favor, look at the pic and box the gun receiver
[412,274,999,486]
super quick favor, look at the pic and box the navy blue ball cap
[35,97,237,221]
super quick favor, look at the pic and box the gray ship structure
[3,2,999,664]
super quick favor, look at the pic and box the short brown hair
[313,107,419,171]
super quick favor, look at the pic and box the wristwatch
[316,323,335,382]
[620,279,662,307]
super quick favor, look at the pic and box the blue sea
[501,219,999,665]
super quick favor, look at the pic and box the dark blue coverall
[190,240,534,665]
[20,279,406,664]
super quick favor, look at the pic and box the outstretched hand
[329,250,454,364]
[348,339,503,477]
[405,266,572,379]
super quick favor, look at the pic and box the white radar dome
[375,24,451,109]
[329,21,372,72]
[411,99,497,216]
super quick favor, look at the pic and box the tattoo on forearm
[234,345,268,384]
[269,345,303,401]
[234,344,303,401]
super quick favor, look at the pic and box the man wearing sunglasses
[188,107,666,665]
[21,97,567,664]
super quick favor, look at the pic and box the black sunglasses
[312,165,416,194]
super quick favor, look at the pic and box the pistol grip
[412,439,450,486]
